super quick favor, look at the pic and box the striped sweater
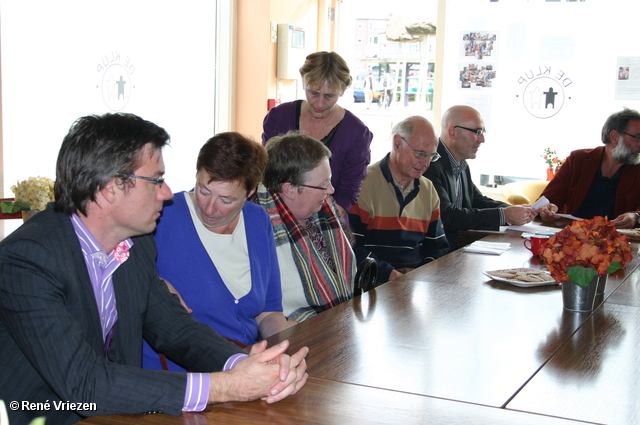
[349,155,449,280]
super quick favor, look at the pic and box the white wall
[440,0,640,183]
[1,0,226,200]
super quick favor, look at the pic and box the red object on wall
[267,98,281,110]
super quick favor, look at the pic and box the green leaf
[567,265,597,288]
[607,262,622,274]
[28,417,47,425]
[1,200,32,213]
[13,201,32,211]
[0,201,13,213]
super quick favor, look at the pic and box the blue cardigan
[142,193,282,371]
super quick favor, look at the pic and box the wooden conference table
[81,226,640,425]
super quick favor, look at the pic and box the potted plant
[541,148,564,181]
[540,216,633,312]
[0,177,55,221]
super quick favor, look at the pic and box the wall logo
[96,52,135,111]
[517,66,572,119]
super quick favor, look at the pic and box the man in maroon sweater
[538,108,640,228]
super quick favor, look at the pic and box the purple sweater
[262,100,373,212]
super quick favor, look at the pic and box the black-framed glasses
[454,125,486,137]
[400,137,440,162]
[618,130,640,142]
[299,182,332,193]
[115,173,165,188]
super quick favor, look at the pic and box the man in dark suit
[423,105,533,251]
[0,113,308,425]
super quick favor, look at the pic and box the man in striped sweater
[349,116,449,283]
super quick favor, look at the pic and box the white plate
[617,228,640,241]
[483,268,558,288]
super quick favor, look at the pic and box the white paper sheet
[507,223,562,234]
[555,213,582,220]
[463,241,511,255]
[531,196,550,210]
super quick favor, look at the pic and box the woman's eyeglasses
[299,183,332,193]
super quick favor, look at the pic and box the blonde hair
[299,51,352,94]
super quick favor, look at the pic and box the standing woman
[262,51,373,216]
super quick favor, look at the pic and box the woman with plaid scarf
[257,132,356,322]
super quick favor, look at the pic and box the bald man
[350,115,449,283]
[423,105,533,251]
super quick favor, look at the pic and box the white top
[274,243,305,318]
[184,192,251,299]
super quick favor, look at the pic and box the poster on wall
[459,32,498,90]
[459,63,497,89]
[461,32,497,60]
[615,56,640,101]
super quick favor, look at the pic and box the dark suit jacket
[423,140,509,250]
[540,146,640,217]
[0,208,244,425]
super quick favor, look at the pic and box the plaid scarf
[257,185,355,322]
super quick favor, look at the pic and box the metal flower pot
[561,277,597,312]
[595,274,608,296]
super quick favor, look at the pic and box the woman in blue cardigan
[143,132,292,372]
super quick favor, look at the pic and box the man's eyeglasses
[299,182,332,193]
[454,125,486,137]
[400,137,440,162]
[619,130,640,142]
[115,173,165,188]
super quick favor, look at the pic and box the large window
[1,0,233,205]
[439,0,640,183]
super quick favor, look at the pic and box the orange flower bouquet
[542,148,564,173]
[541,216,633,288]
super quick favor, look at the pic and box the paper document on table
[467,226,508,234]
[555,213,582,220]
[463,241,511,255]
[507,222,562,235]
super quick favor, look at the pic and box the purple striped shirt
[71,214,126,343]
[70,215,249,411]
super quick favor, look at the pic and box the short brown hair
[196,132,267,193]
[263,131,331,193]
[299,51,352,94]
